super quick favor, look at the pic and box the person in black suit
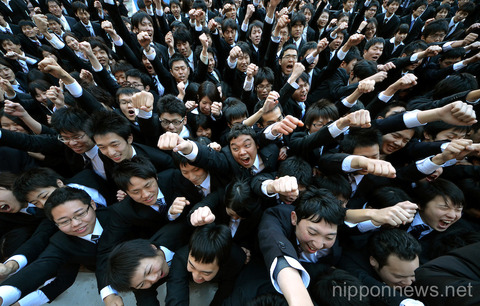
[258,188,345,306]
[18,20,48,59]
[97,157,193,305]
[166,224,246,306]
[0,187,110,305]
[46,0,77,32]
[338,229,423,305]
[444,2,474,41]
[71,1,111,48]
[286,12,307,52]
[414,242,480,305]
[158,124,279,180]
[166,0,191,29]
[0,11,20,35]
[400,0,427,45]
[378,24,408,64]
[0,0,29,24]
[375,0,401,39]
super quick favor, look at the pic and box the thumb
[297,120,304,127]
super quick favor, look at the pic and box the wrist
[5,260,19,273]
[431,154,446,165]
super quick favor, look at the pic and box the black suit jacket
[400,15,424,45]
[72,21,112,48]
[0,0,29,23]
[288,124,338,166]
[376,13,401,39]
[2,208,111,296]
[166,244,246,306]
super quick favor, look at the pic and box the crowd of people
[0,0,479,304]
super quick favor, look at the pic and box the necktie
[447,23,456,36]
[196,185,205,198]
[155,198,168,216]
[86,25,95,36]
[6,27,12,34]
[26,207,38,215]
[384,17,390,24]
[410,18,416,31]
[409,224,429,240]
[81,153,92,169]
[91,234,100,243]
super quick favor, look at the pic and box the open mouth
[240,156,251,167]
[0,204,10,211]
[306,243,318,253]
[438,219,453,230]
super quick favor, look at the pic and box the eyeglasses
[159,118,185,127]
[256,84,272,91]
[58,133,86,143]
[282,54,297,60]
[55,205,91,227]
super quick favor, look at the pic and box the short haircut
[431,73,477,100]
[295,188,345,225]
[168,53,189,69]
[439,48,465,61]
[222,18,238,32]
[411,0,427,11]
[435,4,451,15]
[402,40,428,57]
[169,0,180,7]
[12,168,63,204]
[254,67,274,88]
[277,157,312,187]
[314,174,351,201]
[44,187,92,221]
[71,1,88,13]
[312,269,369,306]
[352,59,378,80]
[364,37,385,52]
[125,69,152,87]
[131,11,153,30]
[172,151,192,168]
[290,12,306,28]
[157,94,186,117]
[106,239,158,291]
[89,38,111,56]
[367,0,380,9]
[223,98,248,124]
[173,28,192,43]
[279,44,298,60]
[28,79,51,99]
[46,13,62,26]
[236,41,252,60]
[247,20,263,40]
[387,0,401,5]
[423,121,469,140]
[189,223,232,265]
[368,229,421,269]
[18,20,35,28]
[51,107,89,134]
[0,35,21,47]
[299,42,317,59]
[86,111,131,141]
[458,2,474,14]
[0,172,17,189]
[412,178,465,209]
[115,87,140,102]
[296,72,309,84]
[422,20,448,38]
[112,62,134,75]
[396,23,409,35]
[112,156,157,192]
[304,99,339,128]
[368,186,411,209]
[226,123,257,145]
[192,0,207,11]
[224,179,257,218]
[341,128,382,154]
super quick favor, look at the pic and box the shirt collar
[79,218,103,243]
[84,145,99,159]
[179,125,190,138]
[199,173,211,190]
[409,212,434,232]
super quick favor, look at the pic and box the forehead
[188,253,219,269]
[118,93,133,100]
[95,132,125,143]
[172,60,187,68]
[230,134,255,146]
[93,46,107,53]
[298,217,337,233]
[284,49,297,56]
[368,43,384,50]
[60,130,84,137]
[160,112,182,120]
[425,195,461,208]
[353,144,380,157]
[51,199,88,217]
[383,254,418,271]
[128,176,156,188]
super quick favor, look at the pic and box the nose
[446,209,456,219]
[145,272,158,283]
[71,217,82,227]
[107,147,116,157]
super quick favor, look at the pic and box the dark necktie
[409,224,429,240]
[155,198,168,216]
[82,153,92,169]
[91,234,100,243]
[196,185,205,198]
[26,206,38,215]
[410,18,416,31]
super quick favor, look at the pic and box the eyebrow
[56,207,85,221]
[188,259,213,274]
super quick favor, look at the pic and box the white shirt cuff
[378,91,393,102]
[265,15,274,24]
[416,156,441,174]
[137,109,152,119]
[0,286,22,306]
[64,81,83,98]
[241,22,248,32]
[104,0,114,4]
[271,35,281,43]
[195,24,203,31]
[100,286,118,300]
[269,256,310,294]
[329,121,348,138]
[403,110,424,128]
[156,8,164,16]
[440,142,449,151]
[453,61,467,71]
[263,124,281,140]
[410,53,419,62]
[261,180,277,197]
[243,77,253,91]
[442,41,453,52]
[337,48,348,60]
[144,48,157,61]
[146,6,154,15]
[177,141,198,161]
[92,65,103,73]
[16,290,50,306]
[305,53,317,64]
[200,53,208,65]
[357,220,380,232]
[227,57,237,69]
[113,36,124,46]
[341,155,361,172]
[341,97,356,108]
[167,212,180,221]
[24,57,37,65]
[45,34,65,49]
[5,255,27,273]
[290,81,299,89]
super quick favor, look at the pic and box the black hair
[277,157,312,187]
[115,87,140,103]
[86,111,132,141]
[192,0,207,11]
[111,62,134,78]
[412,178,465,210]
[341,128,382,154]
[314,174,351,202]
[198,81,220,104]
[279,44,298,60]
[351,59,378,80]
[224,179,257,219]
[304,99,339,128]
[71,1,89,13]
[247,20,263,42]
[0,108,32,134]
[299,41,317,60]
[125,69,152,88]
[51,107,89,134]
[364,37,385,52]
[168,53,189,70]
[439,48,465,61]
[46,13,62,27]
[89,38,111,57]
[422,20,448,38]
[0,227,34,262]
[368,186,411,209]
[189,223,232,265]
[236,41,252,61]
[18,20,35,28]
[0,172,17,189]
[157,94,187,117]
[395,23,409,35]
[431,73,477,100]
[28,80,51,101]
[222,18,238,32]
[112,156,157,192]
[402,40,428,57]
[386,0,401,5]
[311,269,369,306]
[295,188,345,225]
[368,229,421,269]
[106,239,159,291]
[131,11,153,30]
[226,123,257,146]
[12,168,63,204]
[429,227,480,259]
[173,28,192,44]
[254,67,274,88]
[0,34,21,48]
[44,187,92,221]
[411,0,427,11]
[223,98,248,124]
[458,2,475,14]
[423,121,469,141]
[170,0,180,7]
[290,12,307,29]
[435,4,451,16]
